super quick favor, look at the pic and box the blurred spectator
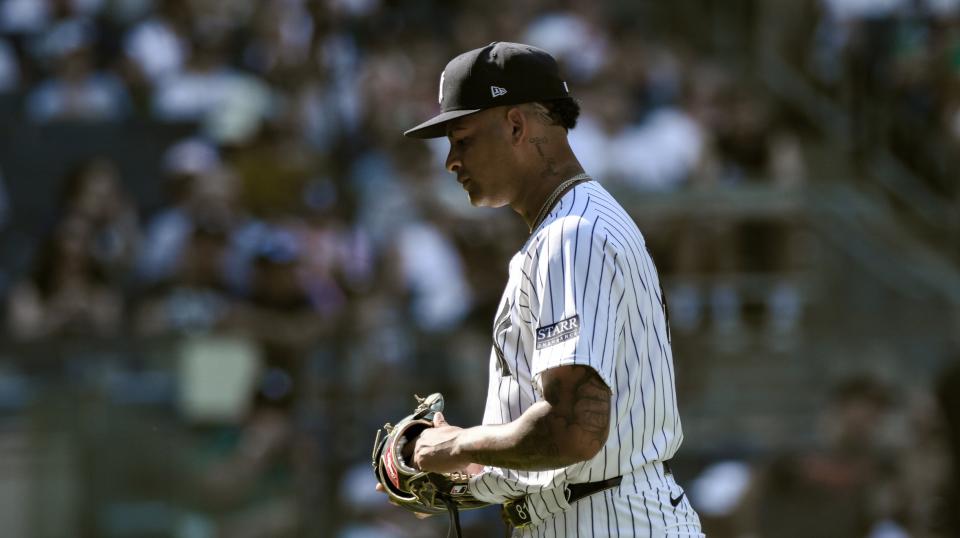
[6,216,123,340]
[134,140,246,335]
[665,73,805,342]
[571,76,707,191]
[896,383,951,538]
[689,460,753,536]
[935,357,960,533]
[716,375,945,538]
[195,226,334,537]
[26,18,130,122]
[241,0,314,81]
[820,0,909,22]
[799,0,960,206]
[226,225,332,350]
[134,218,236,335]
[287,75,345,152]
[58,158,141,284]
[153,37,274,144]
[122,9,189,86]
[136,138,239,287]
[708,87,805,187]
[0,38,20,92]
[610,106,706,190]
[227,122,318,219]
[0,166,10,230]
[344,138,474,334]
[0,167,10,301]
[392,216,473,334]
[0,0,51,35]
[523,10,610,81]
[289,185,375,319]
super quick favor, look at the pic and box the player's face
[444,109,519,207]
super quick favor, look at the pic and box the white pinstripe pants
[513,473,704,538]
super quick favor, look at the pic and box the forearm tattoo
[466,366,611,471]
[542,365,611,457]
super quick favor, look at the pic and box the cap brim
[403,109,483,139]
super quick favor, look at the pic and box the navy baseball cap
[404,42,572,139]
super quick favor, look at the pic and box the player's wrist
[452,424,494,464]
[451,421,532,469]
[451,427,473,461]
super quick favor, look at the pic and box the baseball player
[403,42,704,537]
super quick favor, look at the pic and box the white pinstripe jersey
[468,181,703,536]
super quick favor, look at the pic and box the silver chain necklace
[529,172,591,233]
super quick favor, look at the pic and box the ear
[505,107,527,146]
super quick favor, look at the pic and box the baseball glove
[372,393,489,535]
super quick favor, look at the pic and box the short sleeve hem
[531,355,614,393]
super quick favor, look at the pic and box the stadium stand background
[0,0,958,536]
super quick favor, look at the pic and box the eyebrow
[446,126,470,140]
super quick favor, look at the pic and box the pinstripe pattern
[468,182,703,536]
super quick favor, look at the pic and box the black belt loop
[663,459,673,476]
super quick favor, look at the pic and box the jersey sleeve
[521,216,624,391]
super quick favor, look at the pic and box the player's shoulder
[525,182,639,256]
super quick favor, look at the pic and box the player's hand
[412,412,471,473]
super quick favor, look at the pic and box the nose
[445,146,461,174]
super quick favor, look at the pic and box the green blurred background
[0,0,958,536]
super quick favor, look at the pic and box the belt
[501,476,622,529]
[501,460,673,530]
[568,475,624,503]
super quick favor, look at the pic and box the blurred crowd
[792,0,960,204]
[0,0,813,348]
[691,372,957,538]
[0,0,956,537]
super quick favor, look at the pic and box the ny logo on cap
[491,86,507,98]
[438,71,445,104]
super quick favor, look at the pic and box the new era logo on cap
[405,42,573,138]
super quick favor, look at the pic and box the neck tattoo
[529,172,591,233]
